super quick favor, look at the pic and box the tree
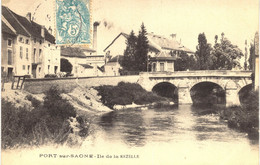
[248,43,255,70]
[174,51,197,71]
[195,33,213,70]
[122,30,137,71]
[60,58,72,73]
[211,33,243,70]
[135,23,149,71]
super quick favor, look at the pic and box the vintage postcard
[1,0,259,165]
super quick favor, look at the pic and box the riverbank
[1,85,112,149]
[219,91,259,140]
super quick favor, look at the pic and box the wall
[43,41,60,75]
[23,75,140,94]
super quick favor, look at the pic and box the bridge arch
[238,84,253,105]
[190,81,226,105]
[152,82,178,103]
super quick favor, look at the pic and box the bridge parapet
[140,70,252,78]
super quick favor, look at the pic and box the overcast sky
[2,0,259,55]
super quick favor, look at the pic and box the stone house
[103,32,194,73]
[2,6,60,78]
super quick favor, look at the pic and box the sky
[2,0,259,57]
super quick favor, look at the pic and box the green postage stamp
[55,0,92,45]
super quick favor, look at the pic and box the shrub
[44,74,58,78]
[95,82,166,109]
[1,86,80,149]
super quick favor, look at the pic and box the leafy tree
[195,33,213,70]
[174,51,197,71]
[60,58,72,73]
[248,43,255,70]
[211,33,243,70]
[135,23,149,71]
[122,30,137,71]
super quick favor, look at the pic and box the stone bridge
[138,70,252,106]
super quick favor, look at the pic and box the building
[2,6,60,78]
[1,20,17,81]
[103,32,194,73]
[61,46,104,77]
[104,55,123,76]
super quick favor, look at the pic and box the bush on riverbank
[95,82,167,109]
[1,86,89,149]
[220,90,259,139]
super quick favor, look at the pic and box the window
[27,65,30,74]
[160,63,164,72]
[8,50,12,65]
[19,37,24,43]
[26,39,29,44]
[7,39,12,47]
[39,67,41,73]
[48,44,50,47]
[39,49,42,60]
[39,40,42,44]
[22,65,26,70]
[20,46,23,59]
[34,38,36,43]
[33,48,36,63]
[26,48,29,60]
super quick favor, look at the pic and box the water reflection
[97,104,257,148]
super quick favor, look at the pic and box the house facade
[104,32,194,73]
[61,47,104,77]
[2,6,60,78]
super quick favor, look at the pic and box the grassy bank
[95,82,168,109]
[219,90,259,139]
[1,86,89,149]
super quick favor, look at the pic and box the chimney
[41,26,45,38]
[48,26,52,35]
[93,21,100,51]
[26,12,31,22]
[170,33,176,40]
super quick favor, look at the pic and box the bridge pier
[178,84,192,104]
[225,81,240,107]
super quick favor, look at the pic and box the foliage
[1,86,85,149]
[95,82,166,109]
[195,33,213,70]
[248,43,255,70]
[60,58,73,73]
[122,23,149,72]
[174,51,197,71]
[44,74,58,78]
[122,30,137,71]
[211,33,243,70]
[220,90,259,139]
[135,23,149,71]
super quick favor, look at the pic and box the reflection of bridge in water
[138,70,252,106]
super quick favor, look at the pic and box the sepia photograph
[1,0,259,164]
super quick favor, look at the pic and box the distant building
[104,55,123,76]
[103,32,194,73]
[61,46,105,77]
[2,6,60,78]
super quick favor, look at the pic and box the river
[90,104,259,164]
[2,105,259,165]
